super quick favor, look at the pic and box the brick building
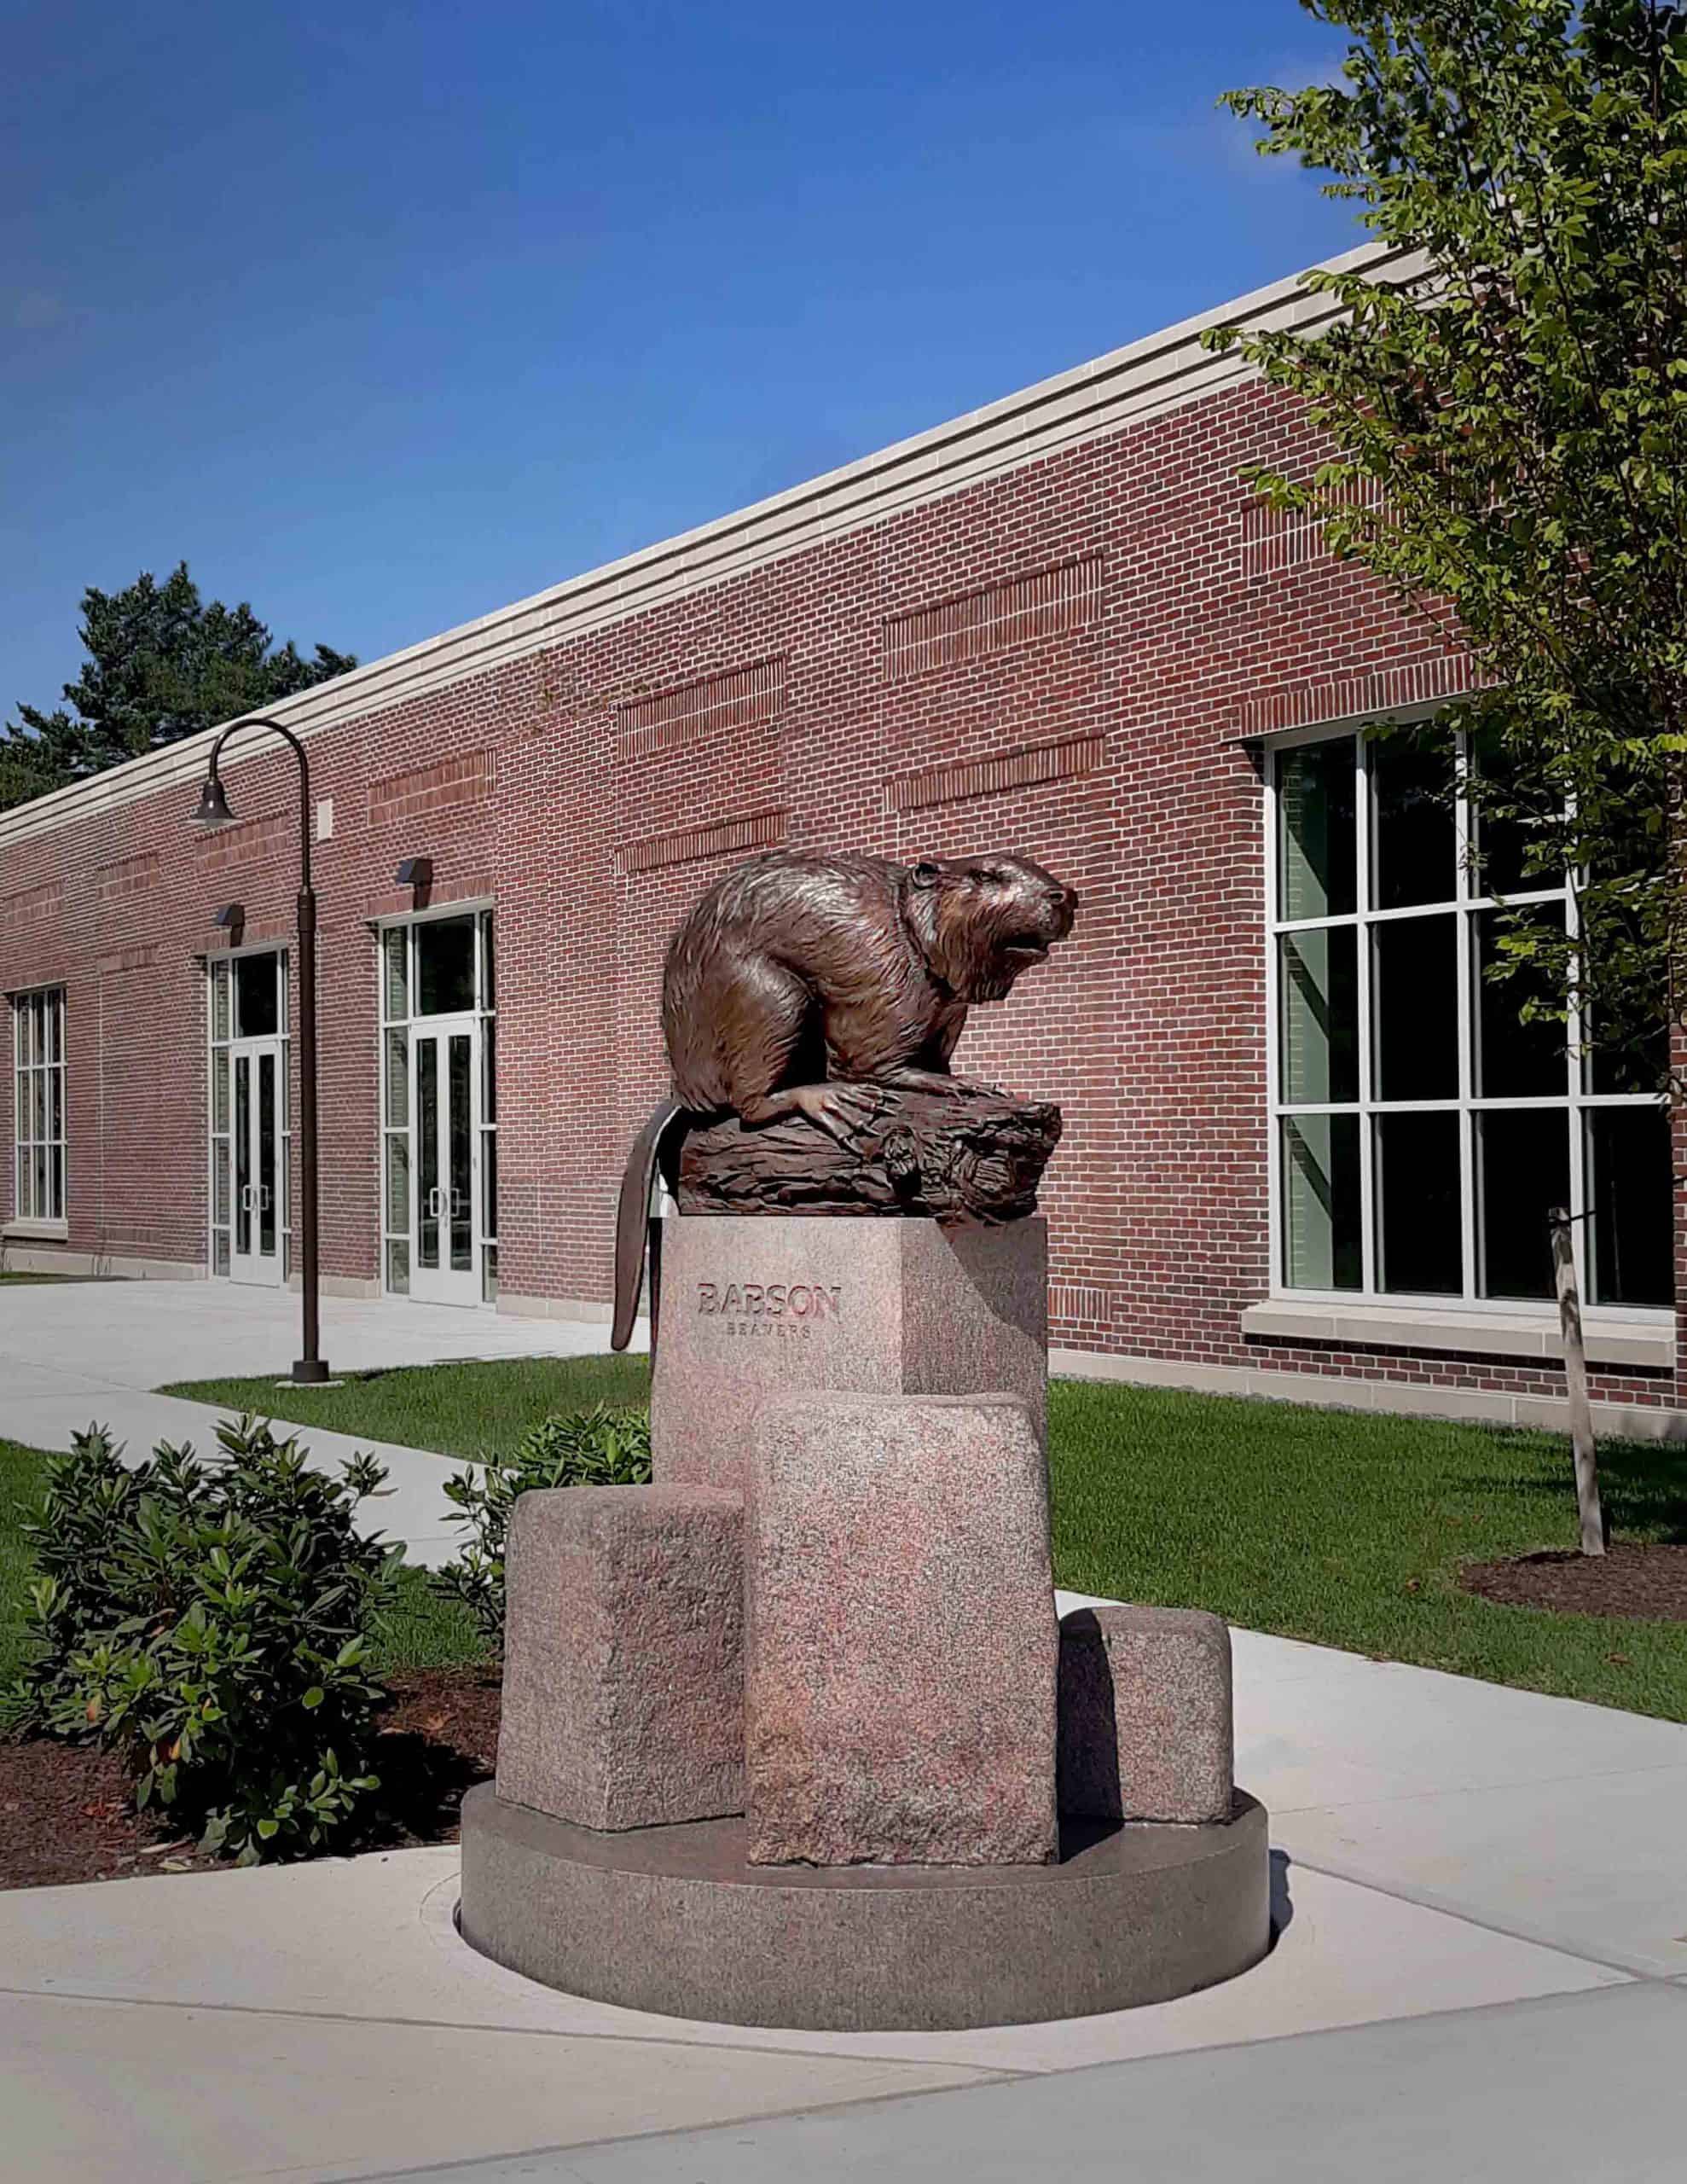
[3,239,1679,1435]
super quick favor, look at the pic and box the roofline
[0,233,1416,852]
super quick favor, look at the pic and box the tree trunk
[1550,1207,1606,1557]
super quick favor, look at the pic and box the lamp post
[192,716,329,1385]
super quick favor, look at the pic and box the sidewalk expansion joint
[0,1984,1030,2077]
[1281,1850,1679,1982]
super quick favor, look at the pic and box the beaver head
[904,852,1078,1003]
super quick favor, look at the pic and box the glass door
[410,1014,480,1306]
[379,912,496,1305]
[229,1037,285,1287]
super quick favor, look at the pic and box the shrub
[6,1416,401,1863]
[434,1404,652,1646]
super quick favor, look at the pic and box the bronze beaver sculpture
[611,848,1077,1348]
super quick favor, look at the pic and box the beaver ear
[910,860,942,890]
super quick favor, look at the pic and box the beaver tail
[611,1099,687,1352]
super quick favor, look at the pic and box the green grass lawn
[41,1360,1687,1720]
[0,1442,49,1689]
[1050,1380,1687,1721]
[0,1272,86,1285]
[161,1353,652,1460]
[0,1438,489,1688]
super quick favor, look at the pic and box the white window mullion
[1453,734,1479,1298]
[1355,736,1377,1294]
[1563,872,1590,1298]
[1263,745,1284,1288]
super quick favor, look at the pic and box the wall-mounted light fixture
[394,857,433,891]
[213,903,245,932]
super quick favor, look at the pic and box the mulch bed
[0,1666,501,1892]
[1462,1542,1687,1622]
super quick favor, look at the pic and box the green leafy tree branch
[1208,0,1687,1095]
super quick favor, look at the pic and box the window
[1269,728,1672,1311]
[13,988,67,1228]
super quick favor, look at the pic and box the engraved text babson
[696,1281,843,1320]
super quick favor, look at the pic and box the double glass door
[411,1015,480,1306]
[380,911,496,1307]
[230,1038,285,1287]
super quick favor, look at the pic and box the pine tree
[2,563,357,810]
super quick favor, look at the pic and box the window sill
[1240,1298,1675,1372]
[3,1223,70,1244]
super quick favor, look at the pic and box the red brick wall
[2,375,1678,1414]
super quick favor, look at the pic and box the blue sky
[2,1,1356,715]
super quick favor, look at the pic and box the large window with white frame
[12,987,67,1229]
[1267,725,1673,1312]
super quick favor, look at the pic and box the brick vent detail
[884,555,1104,682]
[618,808,788,877]
[368,749,496,828]
[0,882,64,933]
[194,813,291,874]
[1236,652,1478,740]
[885,734,1108,816]
[96,853,159,905]
[616,658,787,763]
[1238,476,1390,579]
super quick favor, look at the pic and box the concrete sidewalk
[379,1985,1687,2183]
[3,1602,1684,2181]
[0,1278,648,1565]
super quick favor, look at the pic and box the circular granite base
[458,1783,1271,2030]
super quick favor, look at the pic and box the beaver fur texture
[662,849,1077,1135]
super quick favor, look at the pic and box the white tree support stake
[1549,1207,1606,1559]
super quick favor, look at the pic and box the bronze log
[675,1079,1062,1223]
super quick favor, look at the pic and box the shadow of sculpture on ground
[1269,1848,1295,1944]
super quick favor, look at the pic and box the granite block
[650,1214,1046,1493]
[1058,1604,1234,1824]
[496,1484,745,1831]
[745,1391,1058,1867]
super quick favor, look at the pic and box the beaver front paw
[789,1081,883,1147]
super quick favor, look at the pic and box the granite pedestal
[458,1788,1272,2030]
[650,1214,1046,1493]
[463,1204,1272,2029]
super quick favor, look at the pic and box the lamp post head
[191,771,236,829]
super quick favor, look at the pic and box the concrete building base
[458,1783,1271,2031]
[0,1242,204,1281]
